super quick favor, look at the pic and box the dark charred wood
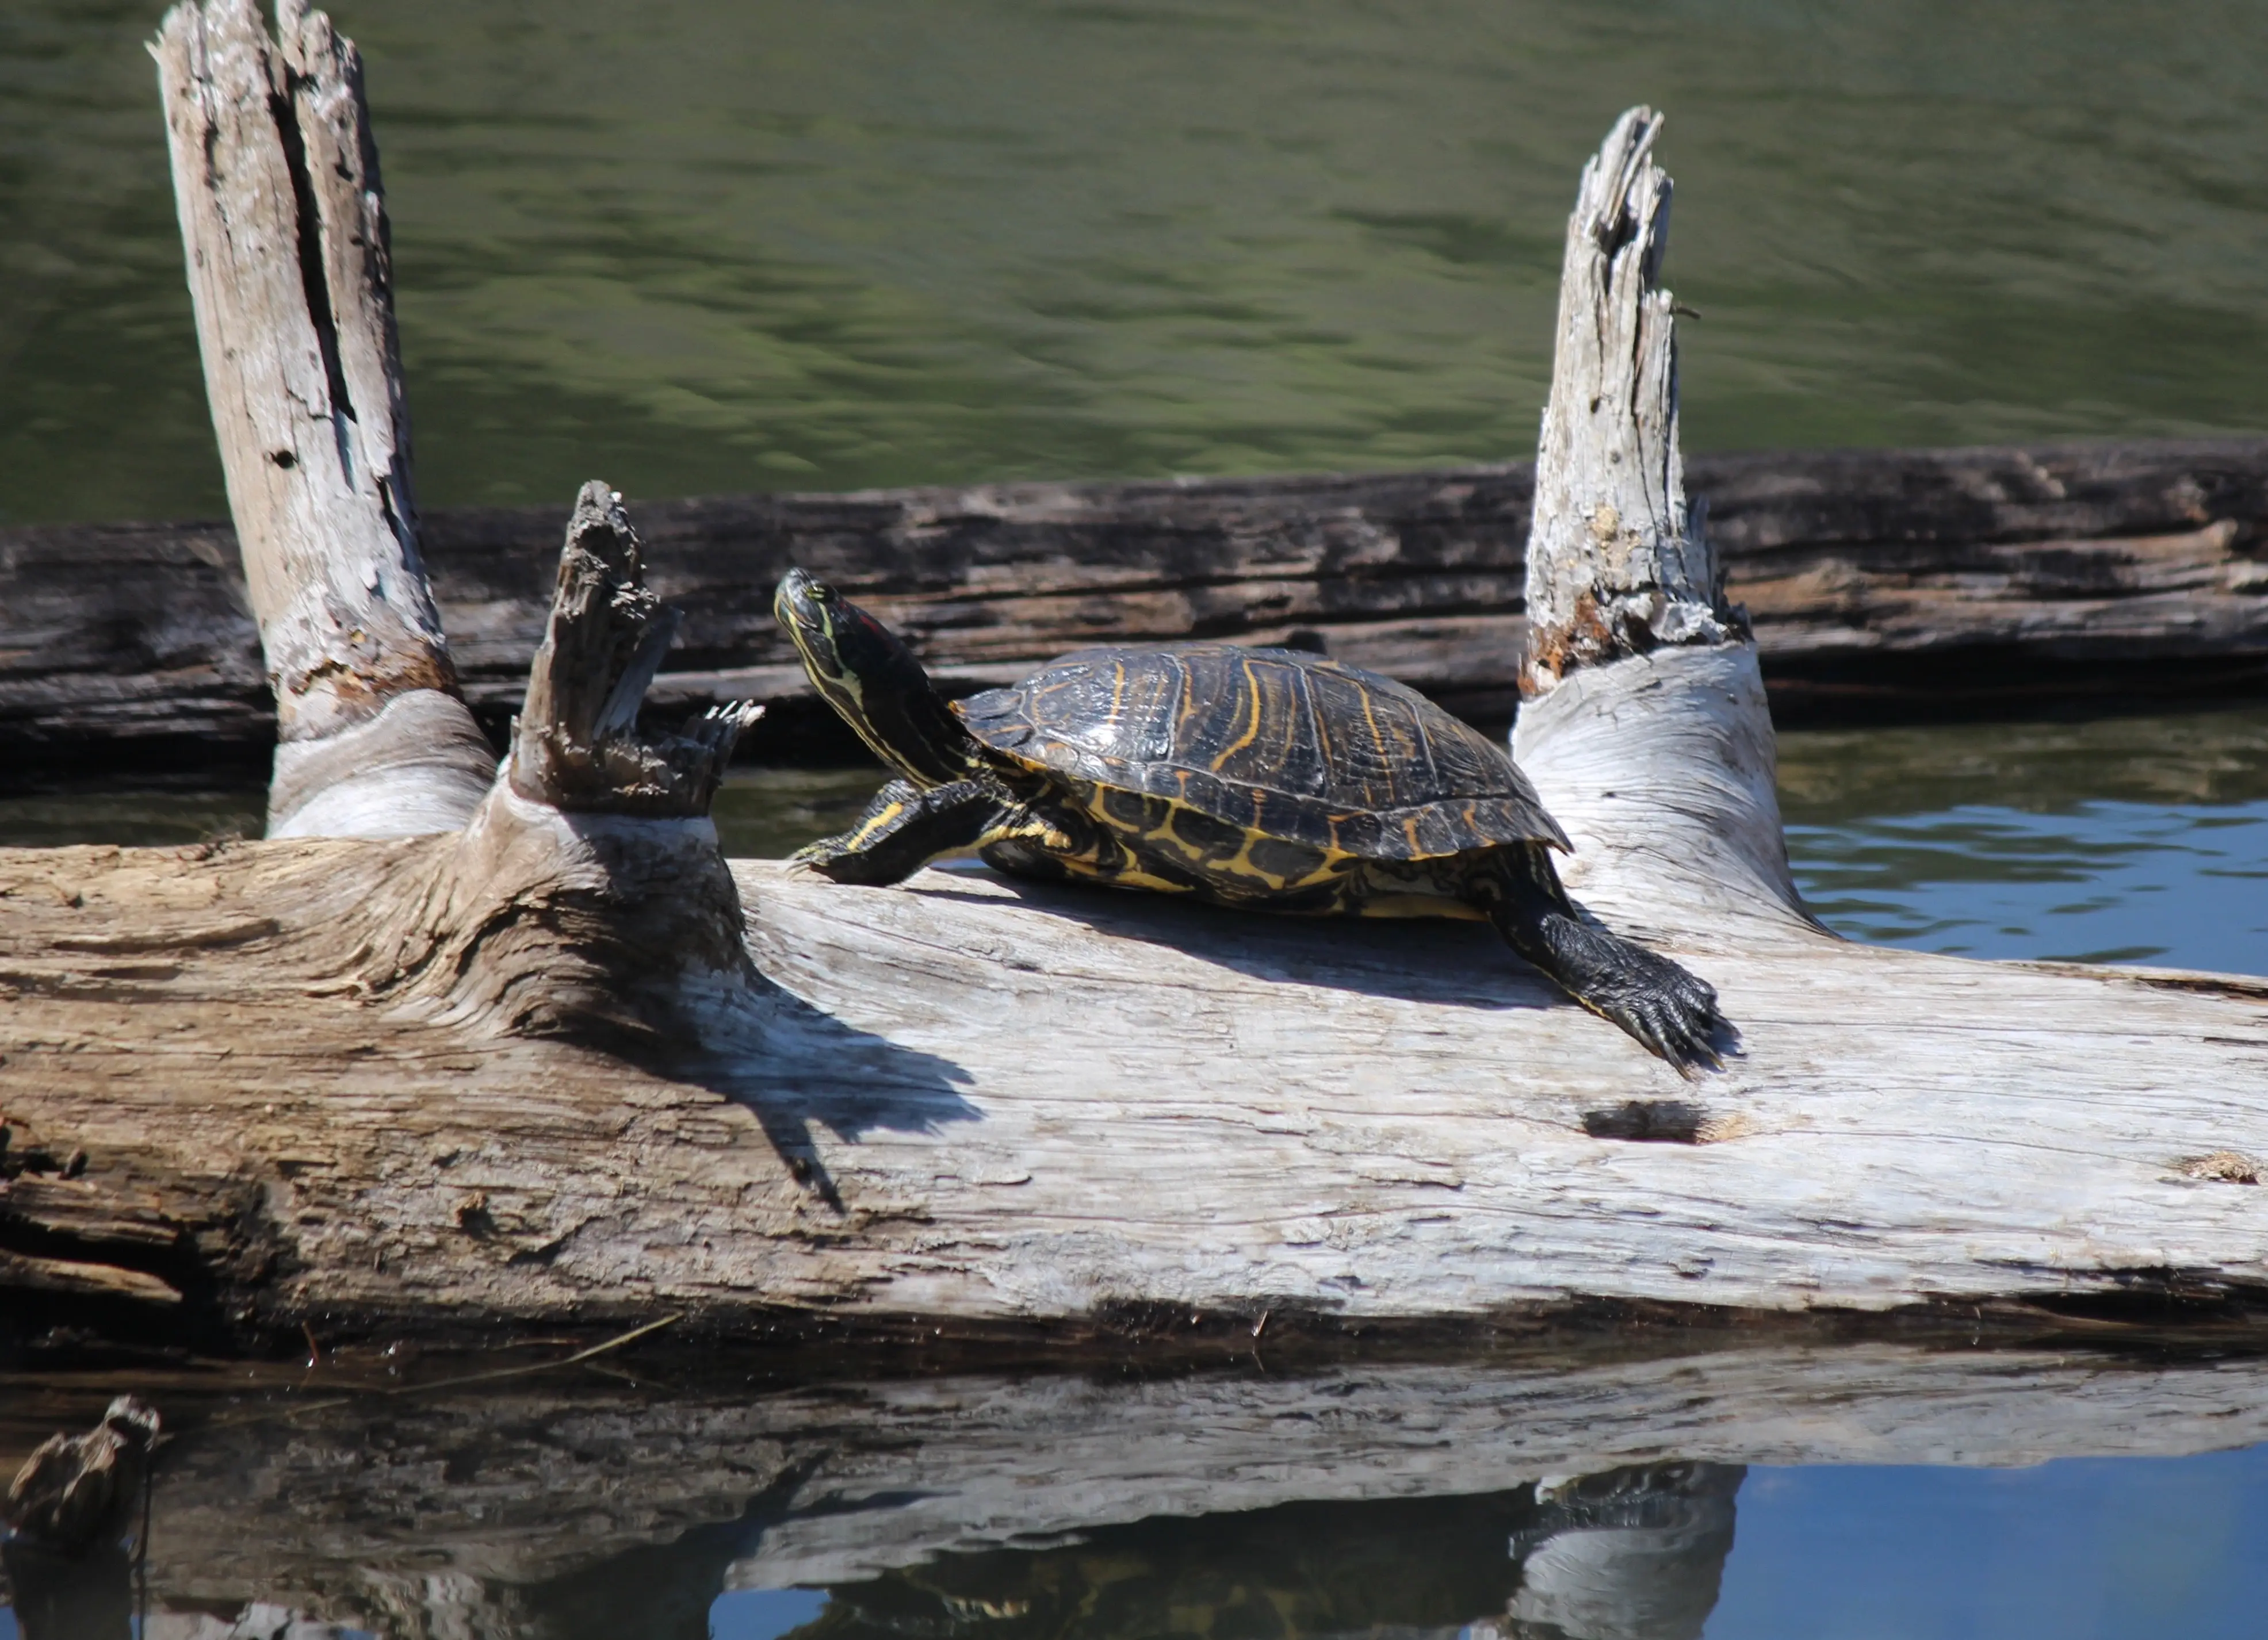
[6,438,2267,778]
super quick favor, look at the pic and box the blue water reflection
[710,1589,828,1640]
[1771,707,2268,976]
[1713,1444,2268,1640]
[693,1446,2268,1640]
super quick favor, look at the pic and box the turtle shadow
[909,872,1745,1074]
[909,867,1566,1013]
[680,976,982,1204]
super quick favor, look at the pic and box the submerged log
[8,442,2268,774]
[1,76,2265,1350]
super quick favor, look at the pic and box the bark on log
[4,109,2268,1350]
[12,440,2267,777]
[152,0,492,834]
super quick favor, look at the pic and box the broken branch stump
[154,0,494,836]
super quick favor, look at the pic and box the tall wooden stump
[154,0,495,836]
[1514,108,1806,933]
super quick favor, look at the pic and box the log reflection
[6,1340,2262,1640]
[779,1462,1743,1640]
[0,1459,1745,1640]
[3,1542,135,1640]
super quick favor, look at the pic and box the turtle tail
[1473,846,1728,1075]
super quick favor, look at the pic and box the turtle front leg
[793,779,1012,886]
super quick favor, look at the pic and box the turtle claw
[1629,961,1730,1079]
[1510,909,1730,1075]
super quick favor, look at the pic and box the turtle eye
[810,583,836,606]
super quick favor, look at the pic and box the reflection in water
[1775,705,2268,972]
[1499,1466,1741,1640]
[711,767,889,863]
[2,1541,133,1640]
[6,1435,2268,1640]
[0,1336,2264,1639]
[0,1459,1741,1640]
[1787,800,2268,969]
[1773,704,2268,821]
[0,784,265,850]
[768,1465,1740,1640]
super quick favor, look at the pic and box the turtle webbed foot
[1511,910,1731,1076]
[1600,943,1730,1078]
[791,779,1008,887]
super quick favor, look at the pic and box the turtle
[773,568,1727,1071]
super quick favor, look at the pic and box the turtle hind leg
[794,779,1010,886]
[1468,845,1729,1075]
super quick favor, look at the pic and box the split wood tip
[508,481,760,820]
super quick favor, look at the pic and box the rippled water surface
[9,0,2268,523]
[1774,706,2268,972]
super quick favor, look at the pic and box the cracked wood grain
[152,0,493,834]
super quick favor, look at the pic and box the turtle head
[774,568,984,788]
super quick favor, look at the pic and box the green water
[7,0,2268,524]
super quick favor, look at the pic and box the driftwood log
[1,20,2266,1354]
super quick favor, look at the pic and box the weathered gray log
[2,113,2267,1350]
[3,819,2265,1337]
[9,439,2267,777]
[19,1342,2265,1633]
[357,481,758,1052]
[1524,108,1738,688]
[152,0,492,833]
[1512,105,1801,919]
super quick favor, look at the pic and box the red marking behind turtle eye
[837,602,904,660]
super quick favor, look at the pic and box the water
[1773,706,2268,972]
[6,2,2268,1631]
[8,1,2268,524]
[2,1347,2265,1640]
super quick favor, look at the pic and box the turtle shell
[954,645,1570,861]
